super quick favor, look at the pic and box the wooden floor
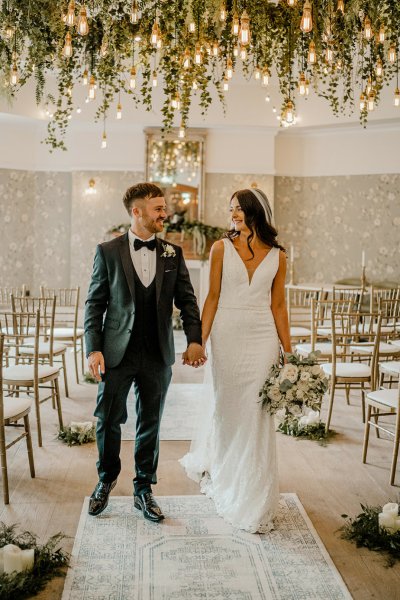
[1,351,400,600]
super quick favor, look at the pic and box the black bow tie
[133,238,157,251]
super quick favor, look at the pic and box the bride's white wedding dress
[180,238,281,533]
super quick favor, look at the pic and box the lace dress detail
[180,239,280,533]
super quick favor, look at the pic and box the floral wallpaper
[275,174,400,285]
[0,169,398,301]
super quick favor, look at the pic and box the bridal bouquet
[260,352,329,433]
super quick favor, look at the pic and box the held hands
[88,351,105,382]
[182,343,207,368]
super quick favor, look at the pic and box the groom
[84,182,205,521]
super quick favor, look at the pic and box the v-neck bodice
[218,238,279,311]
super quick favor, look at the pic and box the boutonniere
[161,243,176,258]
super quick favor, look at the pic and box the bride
[180,188,292,533]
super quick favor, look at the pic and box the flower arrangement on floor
[0,522,68,599]
[260,352,332,444]
[83,371,98,384]
[340,502,400,567]
[57,422,96,446]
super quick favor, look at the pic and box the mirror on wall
[145,127,206,223]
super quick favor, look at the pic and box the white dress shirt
[128,229,157,288]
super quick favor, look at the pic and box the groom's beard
[141,217,165,234]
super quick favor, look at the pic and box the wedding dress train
[180,239,281,533]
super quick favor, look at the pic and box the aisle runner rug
[62,495,351,600]
[121,383,201,441]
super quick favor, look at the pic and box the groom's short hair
[123,182,163,214]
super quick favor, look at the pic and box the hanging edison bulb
[337,0,344,13]
[388,44,397,64]
[77,5,89,36]
[240,45,247,60]
[366,76,372,95]
[151,21,160,46]
[262,68,270,87]
[130,1,140,24]
[307,40,316,64]
[194,42,202,65]
[363,16,372,40]
[232,13,240,36]
[171,93,181,110]
[305,78,310,95]
[116,102,122,120]
[325,45,333,63]
[152,70,158,87]
[178,122,186,139]
[285,100,295,123]
[188,20,196,33]
[375,57,383,78]
[254,66,261,80]
[394,87,400,107]
[298,72,307,95]
[300,1,312,33]
[62,32,73,58]
[223,76,229,91]
[359,91,366,111]
[232,46,238,57]
[226,57,233,79]
[4,24,15,39]
[219,3,226,22]
[212,42,219,57]
[130,66,136,89]
[66,0,76,26]
[10,63,18,86]
[101,131,107,149]
[239,11,250,45]
[287,0,297,6]
[378,25,385,43]
[367,90,375,111]
[182,48,191,69]
[89,74,96,100]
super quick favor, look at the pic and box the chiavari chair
[0,285,26,310]
[286,286,323,344]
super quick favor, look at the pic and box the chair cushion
[19,342,67,356]
[3,364,60,382]
[296,343,343,356]
[3,396,32,420]
[390,340,400,348]
[322,362,371,378]
[317,327,332,336]
[351,342,400,355]
[380,361,400,375]
[53,327,84,338]
[290,326,311,337]
[366,388,399,408]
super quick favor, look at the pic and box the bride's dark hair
[224,188,286,259]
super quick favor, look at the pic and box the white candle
[382,502,399,517]
[3,544,23,574]
[290,245,294,263]
[378,512,395,532]
[21,548,35,571]
[361,250,366,267]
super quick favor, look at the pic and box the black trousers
[94,343,172,494]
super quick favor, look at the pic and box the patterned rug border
[63,493,352,600]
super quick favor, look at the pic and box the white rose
[291,404,302,416]
[300,371,311,382]
[311,365,322,376]
[268,386,281,402]
[280,364,299,384]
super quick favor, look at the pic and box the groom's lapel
[155,237,166,305]
[118,233,136,303]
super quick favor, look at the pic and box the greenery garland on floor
[277,420,336,446]
[0,523,69,600]
[340,504,400,567]
[57,423,96,446]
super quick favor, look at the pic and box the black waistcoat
[129,268,159,353]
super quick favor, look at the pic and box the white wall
[275,122,400,177]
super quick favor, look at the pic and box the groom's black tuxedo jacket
[84,233,202,368]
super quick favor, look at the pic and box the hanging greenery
[0,1,399,150]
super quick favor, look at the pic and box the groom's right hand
[88,351,105,382]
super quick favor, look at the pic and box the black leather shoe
[88,480,117,516]
[134,492,165,522]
